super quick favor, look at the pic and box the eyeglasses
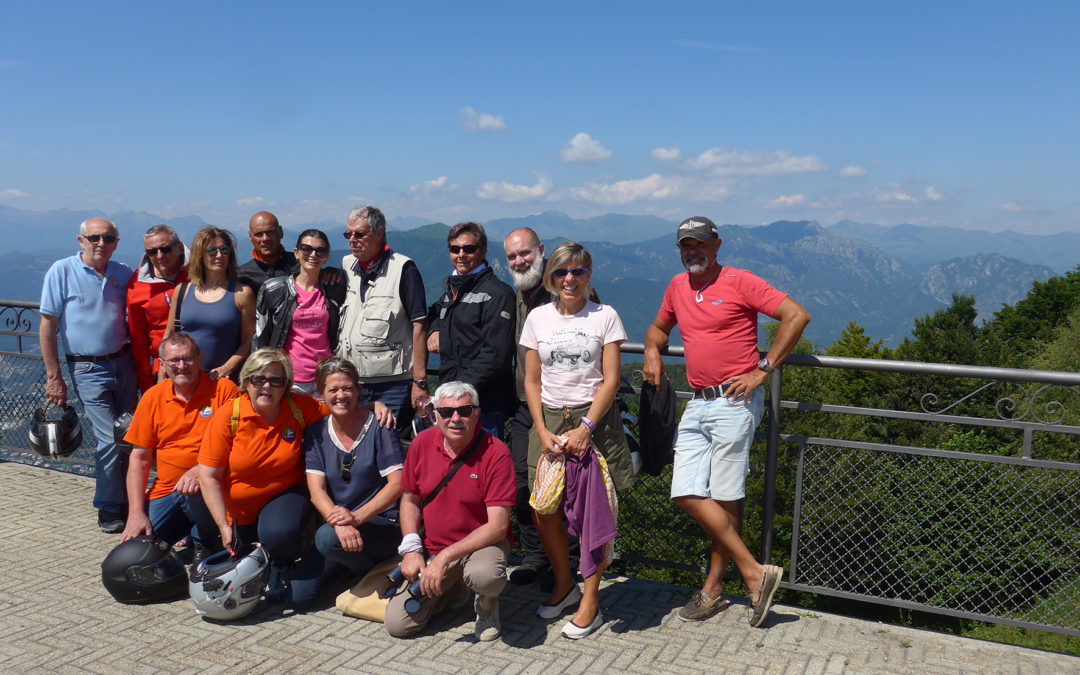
[83,234,118,244]
[206,245,232,257]
[249,374,287,387]
[436,404,477,419]
[448,244,480,255]
[553,267,590,278]
[341,452,355,483]
[163,356,197,367]
[343,230,373,240]
[298,244,329,258]
[145,244,174,257]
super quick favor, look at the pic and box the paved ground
[2,461,1077,674]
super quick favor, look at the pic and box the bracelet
[580,416,596,431]
[397,533,424,556]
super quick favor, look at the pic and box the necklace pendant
[695,291,704,303]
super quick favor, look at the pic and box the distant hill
[829,220,1080,274]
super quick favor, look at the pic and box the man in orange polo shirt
[121,332,237,561]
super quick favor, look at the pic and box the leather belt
[692,383,732,401]
[65,343,130,363]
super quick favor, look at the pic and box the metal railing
[3,300,1078,637]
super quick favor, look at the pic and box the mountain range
[0,205,1073,348]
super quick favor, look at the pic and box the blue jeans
[68,355,138,515]
[479,413,506,441]
[363,378,413,428]
[146,491,217,547]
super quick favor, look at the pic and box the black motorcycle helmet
[28,401,83,458]
[101,536,189,604]
[114,411,134,455]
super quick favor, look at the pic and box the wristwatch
[413,378,429,391]
[757,357,775,374]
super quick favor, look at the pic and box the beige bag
[335,555,402,622]
[530,451,566,515]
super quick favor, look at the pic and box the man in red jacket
[126,225,189,392]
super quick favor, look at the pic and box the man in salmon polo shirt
[120,332,237,564]
[643,216,811,629]
[385,381,516,642]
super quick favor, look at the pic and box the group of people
[40,208,810,640]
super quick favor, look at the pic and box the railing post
[760,365,782,563]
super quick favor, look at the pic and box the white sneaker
[475,604,501,642]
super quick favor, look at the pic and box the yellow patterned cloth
[529,451,565,515]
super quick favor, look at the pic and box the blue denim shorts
[670,387,764,501]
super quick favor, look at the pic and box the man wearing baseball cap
[642,216,810,628]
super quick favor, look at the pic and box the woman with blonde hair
[165,227,255,381]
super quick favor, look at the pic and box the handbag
[335,555,403,622]
[529,451,566,515]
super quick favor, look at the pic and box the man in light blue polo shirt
[40,217,138,533]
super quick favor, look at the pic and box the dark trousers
[511,400,544,562]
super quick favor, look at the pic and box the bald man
[237,211,298,291]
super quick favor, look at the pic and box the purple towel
[563,446,617,579]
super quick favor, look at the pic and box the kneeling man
[385,381,516,641]
[121,333,238,561]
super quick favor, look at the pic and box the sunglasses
[343,230,373,240]
[298,244,329,258]
[249,374,287,387]
[553,267,590,278]
[162,356,197,367]
[83,234,118,244]
[341,452,355,483]
[448,244,480,255]
[145,244,174,257]
[206,245,232,257]
[436,404,477,419]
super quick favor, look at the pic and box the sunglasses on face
[206,245,232,257]
[249,374,287,387]
[145,244,174,257]
[448,244,480,255]
[298,244,330,258]
[436,404,477,419]
[343,230,372,240]
[83,234,118,244]
[552,267,590,278]
[341,452,355,483]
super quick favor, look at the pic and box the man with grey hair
[338,206,429,421]
[385,381,516,641]
[127,224,190,392]
[40,217,138,533]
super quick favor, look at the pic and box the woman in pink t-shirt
[520,241,632,639]
[253,230,346,395]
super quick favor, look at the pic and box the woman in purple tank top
[165,227,255,381]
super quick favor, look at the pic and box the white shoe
[537,585,582,619]
[474,604,501,642]
[561,610,603,639]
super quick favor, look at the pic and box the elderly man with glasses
[40,217,139,533]
[337,206,429,422]
[126,224,190,393]
[385,381,516,642]
[119,333,237,565]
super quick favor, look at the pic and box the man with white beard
[643,216,810,628]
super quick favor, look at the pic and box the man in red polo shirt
[121,332,237,563]
[385,381,516,642]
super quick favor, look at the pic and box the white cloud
[923,186,944,202]
[1003,202,1023,213]
[838,165,868,178]
[866,183,944,206]
[562,173,683,206]
[409,176,451,192]
[0,188,29,199]
[650,146,682,162]
[559,133,612,163]
[236,196,266,207]
[460,106,507,132]
[685,147,826,176]
[764,194,806,210]
[476,173,552,203]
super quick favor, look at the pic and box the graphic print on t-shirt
[538,327,599,371]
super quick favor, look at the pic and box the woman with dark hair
[164,227,255,380]
[253,229,346,395]
[521,241,632,639]
[305,357,403,592]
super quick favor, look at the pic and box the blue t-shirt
[40,253,131,356]
[304,414,404,519]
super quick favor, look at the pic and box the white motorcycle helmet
[188,542,269,621]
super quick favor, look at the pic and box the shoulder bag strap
[421,432,484,509]
[173,282,189,333]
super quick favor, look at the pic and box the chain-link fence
[790,440,1080,635]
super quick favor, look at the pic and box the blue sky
[2,2,1077,233]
